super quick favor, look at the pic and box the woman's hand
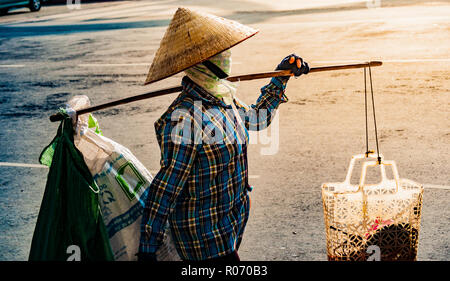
[276,54,309,77]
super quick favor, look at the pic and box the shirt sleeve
[139,112,198,254]
[234,76,289,131]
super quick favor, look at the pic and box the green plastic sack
[29,114,114,261]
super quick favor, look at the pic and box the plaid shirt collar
[181,76,231,108]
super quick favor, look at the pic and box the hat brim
[144,8,259,86]
[144,30,258,85]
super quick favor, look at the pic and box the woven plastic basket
[322,153,424,261]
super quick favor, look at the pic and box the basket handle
[358,160,400,192]
[344,152,384,185]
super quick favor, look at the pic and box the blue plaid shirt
[140,76,289,260]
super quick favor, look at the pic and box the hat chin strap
[202,60,229,79]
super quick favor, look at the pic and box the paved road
[0,0,448,261]
[0,0,175,261]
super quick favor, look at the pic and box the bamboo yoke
[49,61,382,122]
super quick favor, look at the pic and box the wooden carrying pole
[49,61,382,122]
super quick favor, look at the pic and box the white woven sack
[67,95,181,261]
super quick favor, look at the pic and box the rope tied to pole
[363,64,382,164]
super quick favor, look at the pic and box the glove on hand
[276,54,309,77]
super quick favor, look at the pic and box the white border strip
[0,163,447,189]
[0,65,25,68]
[423,184,450,190]
[0,162,47,168]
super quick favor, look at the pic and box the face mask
[184,49,237,105]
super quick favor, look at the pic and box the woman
[138,8,309,261]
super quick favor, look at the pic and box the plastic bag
[29,114,114,261]
[68,96,180,261]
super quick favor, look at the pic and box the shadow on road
[0,19,170,37]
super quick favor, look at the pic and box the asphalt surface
[0,0,448,261]
[0,1,164,261]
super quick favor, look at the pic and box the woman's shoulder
[154,95,198,133]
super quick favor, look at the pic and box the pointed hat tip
[175,7,186,14]
[174,7,193,18]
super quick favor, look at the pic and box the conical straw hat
[144,8,258,85]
